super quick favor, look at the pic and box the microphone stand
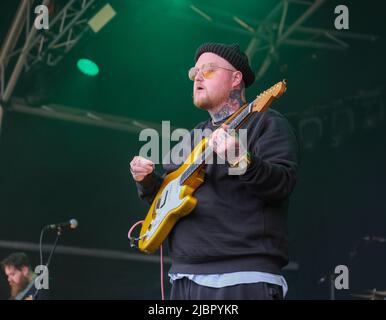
[318,235,386,300]
[318,239,361,300]
[33,226,62,300]
[329,272,336,300]
[45,227,61,269]
[318,271,337,300]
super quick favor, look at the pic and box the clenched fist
[129,156,155,182]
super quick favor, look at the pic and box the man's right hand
[129,156,155,182]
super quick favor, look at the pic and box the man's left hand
[208,124,246,166]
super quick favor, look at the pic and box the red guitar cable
[128,220,165,300]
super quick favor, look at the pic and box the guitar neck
[179,80,287,185]
[225,102,254,130]
[179,103,253,184]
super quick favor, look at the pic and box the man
[1,252,48,300]
[130,43,299,299]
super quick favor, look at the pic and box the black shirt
[136,109,299,275]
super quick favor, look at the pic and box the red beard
[9,277,29,299]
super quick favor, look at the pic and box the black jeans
[170,278,283,300]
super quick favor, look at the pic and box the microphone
[45,219,78,230]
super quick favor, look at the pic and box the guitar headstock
[251,80,287,113]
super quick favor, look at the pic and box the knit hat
[195,42,255,87]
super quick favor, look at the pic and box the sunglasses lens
[188,67,197,81]
[188,65,217,81]
[202,69,214,79]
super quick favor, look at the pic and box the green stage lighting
[77,58,99,76]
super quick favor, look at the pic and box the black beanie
[195,42,255,88]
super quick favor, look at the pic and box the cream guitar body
[139,139,207,253]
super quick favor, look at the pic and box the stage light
[77,58,99,76]
[88,3,116,33]
[22,65,55,107]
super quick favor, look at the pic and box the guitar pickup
[156,198,161,209]
[155,191,168,209]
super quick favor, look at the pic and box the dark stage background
[0,0,385,299]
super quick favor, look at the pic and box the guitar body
[138,138,207,253]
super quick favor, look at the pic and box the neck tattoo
[210,88,245,125]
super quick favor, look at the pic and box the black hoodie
[136,108,299,275]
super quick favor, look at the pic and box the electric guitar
[137,80,287,253]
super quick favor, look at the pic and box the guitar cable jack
[127,220,144,249]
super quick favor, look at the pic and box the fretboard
[179,102,253,185]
